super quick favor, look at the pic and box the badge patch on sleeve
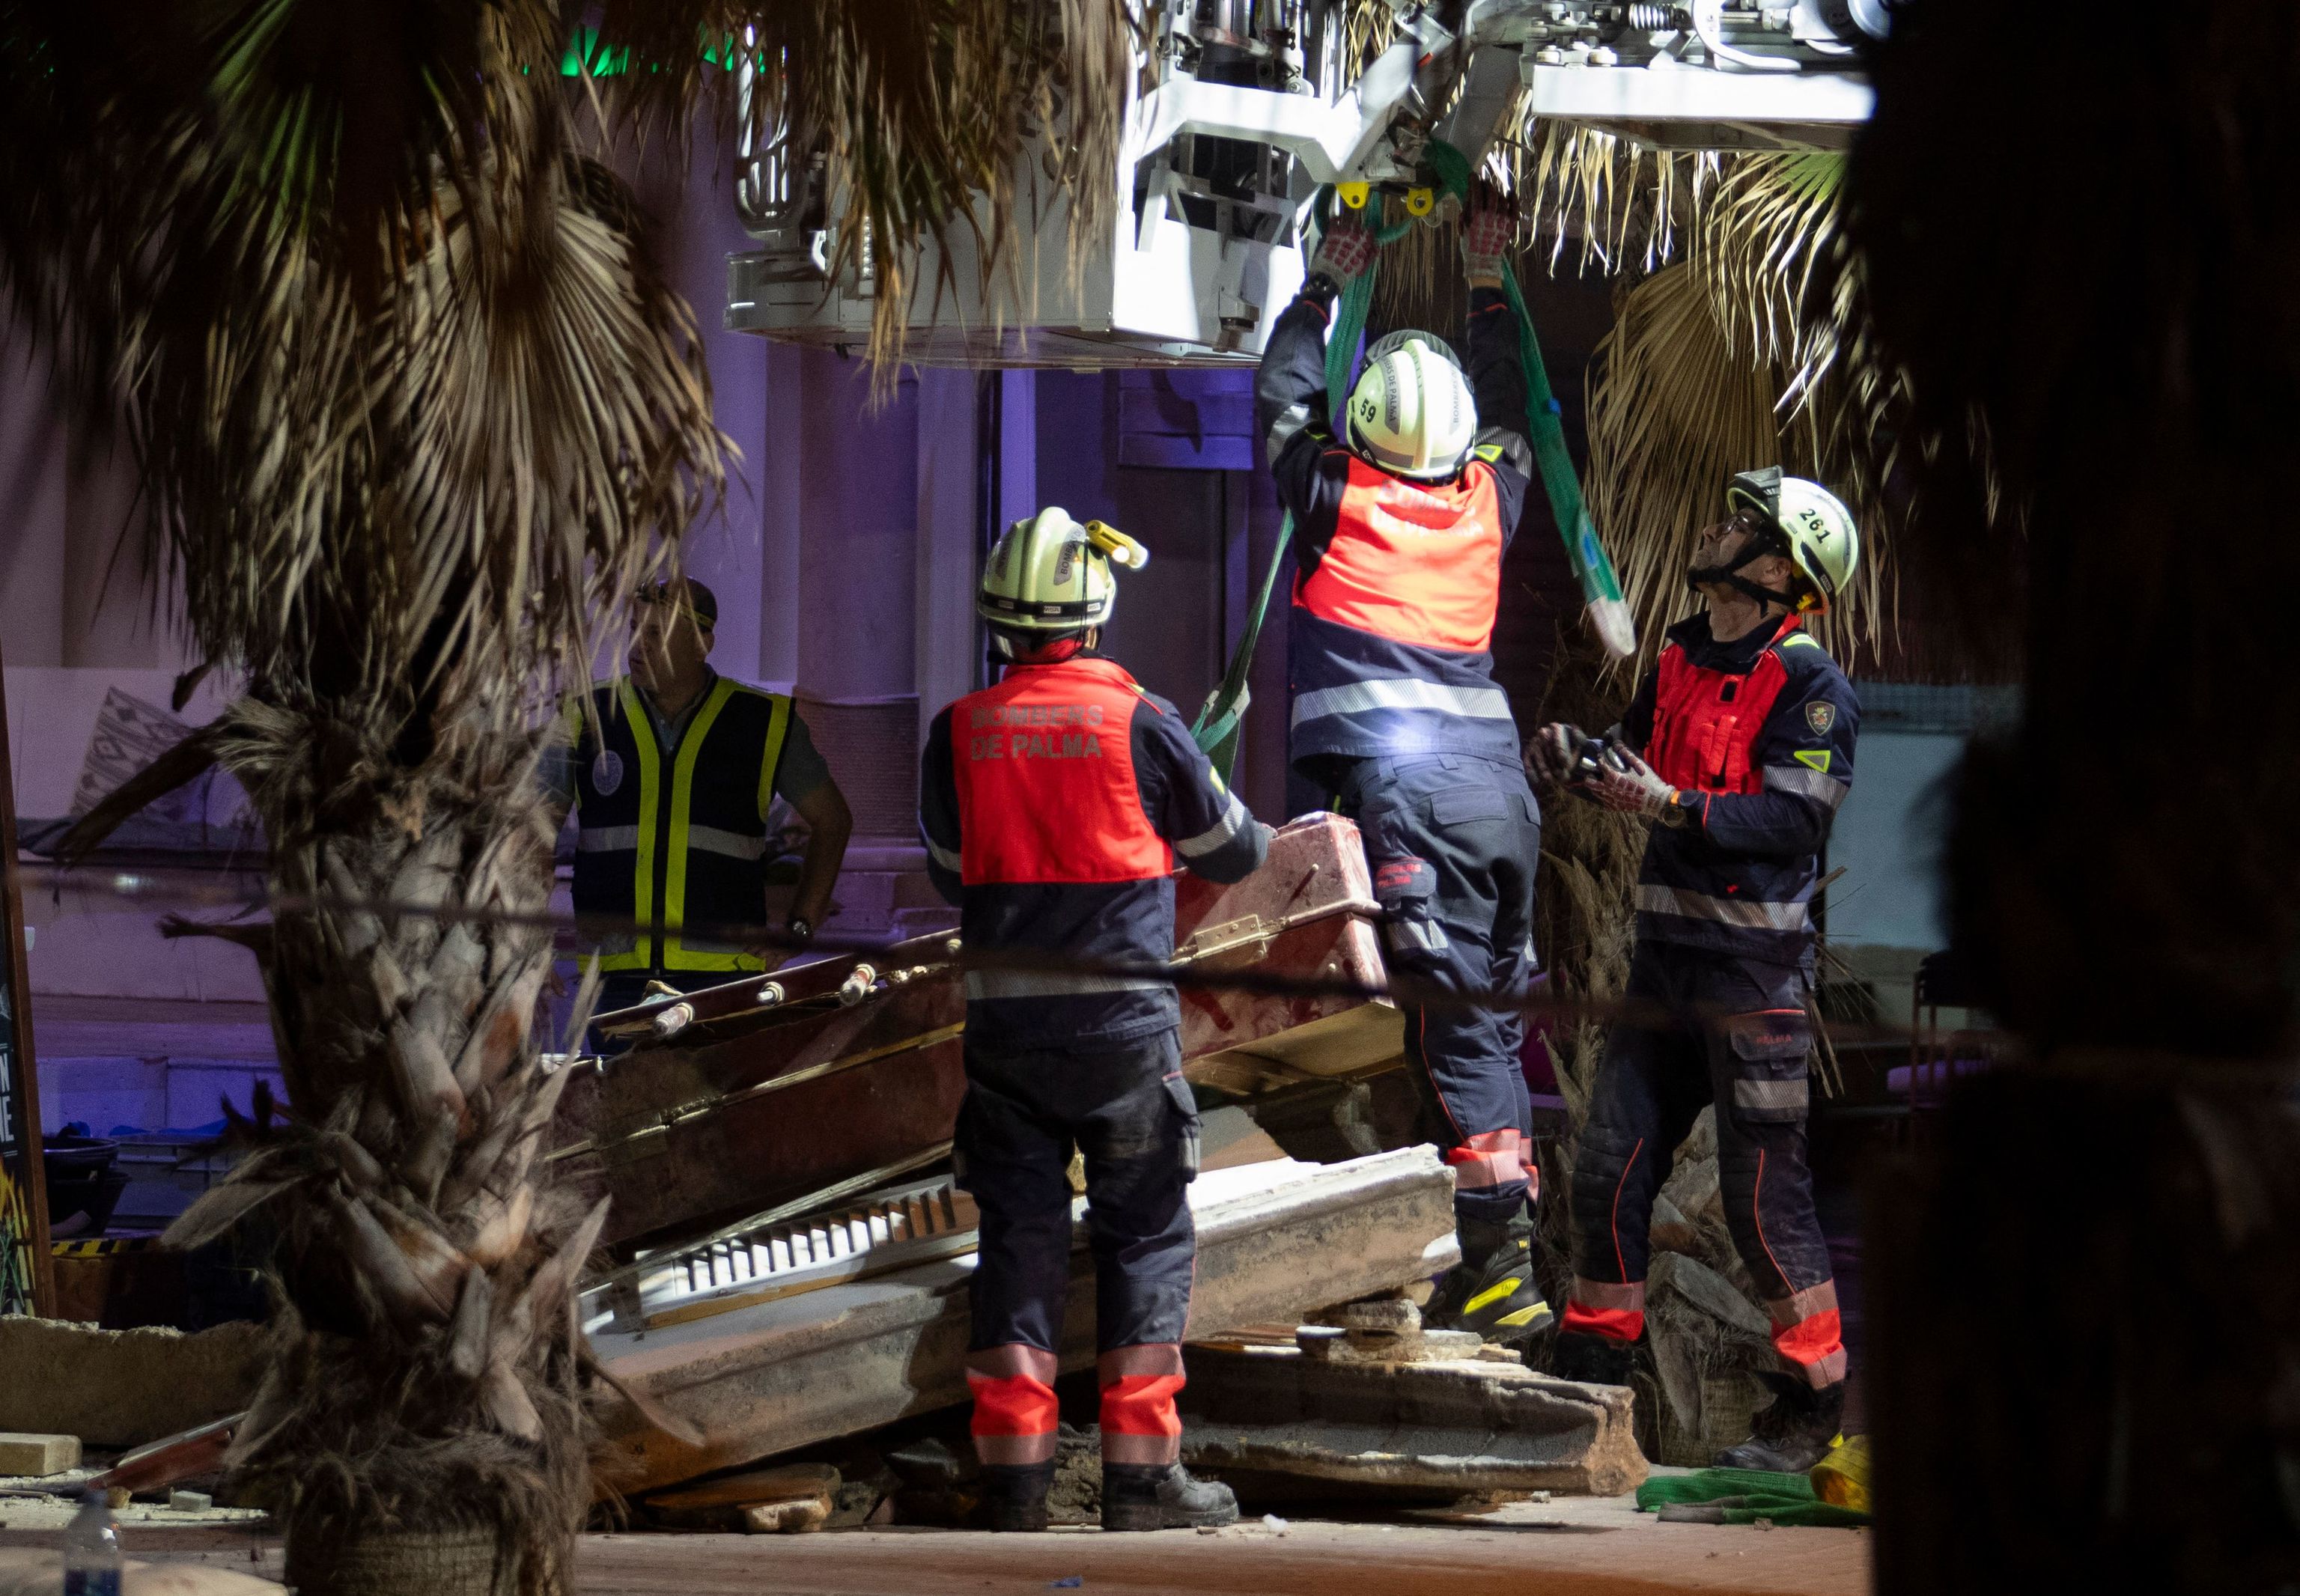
[1805,701,1837,735]
[1372,857,1436,903]
[591,749,624,797]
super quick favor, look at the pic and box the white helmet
[977,507,1150,633]
[1725,469,1861,612]
[1345,330,1478,481]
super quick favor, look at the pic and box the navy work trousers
[1566,940,1847,1386]
[955,1029,1200,1356]
[1336,753,1543,1225]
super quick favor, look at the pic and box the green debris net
[1189,246,1370,779]
[1636,1466,1872,1528]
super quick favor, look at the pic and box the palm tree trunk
[169,702,598,1596]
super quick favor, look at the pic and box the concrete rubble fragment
[590,1148,1459,1497]
[643,1463,842,1534]
[0,1434,79,1478]
[1178,1323,1649,1498]
[0,1320,263,1451]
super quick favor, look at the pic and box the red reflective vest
[952,657,1173,886]
[1294,456,1505,651]
[1645,615,1804,796]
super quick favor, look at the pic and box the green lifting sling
[1191,149,1634,782]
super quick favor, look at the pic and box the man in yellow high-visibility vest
[547,579,852,1025]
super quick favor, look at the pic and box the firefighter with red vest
[919,508,1273,1533]
[1254,189,1552,1347]
[1533,468,1861,1472]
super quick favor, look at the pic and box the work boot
[1100,1463,1239,1532]
[1551,1330,1638,1387]
[1424,1213,1555,1347]
[979,1460,1055,1532]
[1712,1371,1846,1473]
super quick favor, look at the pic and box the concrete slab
[1179,1346,1646,1497]
[0,1437,78,1478]
[591,1149,1459,1497]
[0,1321,264,1451]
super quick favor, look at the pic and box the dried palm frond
[596,0,1134,370]
[0,10,722,712]
[1583,261,1896,670]
[1696,153,1843,377]
[1518,122,1715,276]
[1,7,712,1589]
[1342,0,1399,79]
[1584,264,1779,658]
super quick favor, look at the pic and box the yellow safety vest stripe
[586,682,794,975]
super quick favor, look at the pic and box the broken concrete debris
[0,1320,264,1452]
[643,1463,842,1534]
[0,1434,80,1478]
[591,1148,1460,1496]
[1179,1338,1647,1499]
[586,1148,1658,1517]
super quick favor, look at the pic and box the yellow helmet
[1725,469,1861,612]
[977,508,1149,633]
[1346,329,1478,481]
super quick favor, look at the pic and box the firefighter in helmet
[1534,468,1862,1472]
[919,510,1274,1532]
[1255,188,1552,1347]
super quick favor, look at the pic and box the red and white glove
[1527,722,1582,788]
[1461,183,1515,286]
[1587,745,1692,826]
[1309,213,1376,295]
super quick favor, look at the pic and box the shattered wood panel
[588,1149,1458,1498]
[558,820,1405,1252]
[557,963,967,1252]
[1174,812,1400,1087]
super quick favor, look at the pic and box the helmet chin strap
[992,630,1095,665]
[1686,526,1798,609]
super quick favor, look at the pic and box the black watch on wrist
[787,915,814,945]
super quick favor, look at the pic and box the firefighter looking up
[1533,468,1861,1472]
[919,508,1273,1534]
[1254,189,1551,1347]
[551,578,854,1026]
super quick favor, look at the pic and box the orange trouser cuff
[969,1362,1059,1466]
[1561,1302,1644,1343]
[1099,1372,1184,1466]
[1771,1306,1848,1388]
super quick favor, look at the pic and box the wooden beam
[0,644,58,1318]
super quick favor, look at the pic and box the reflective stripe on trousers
[1563,1276,1647,1344]
[1768,1280,1848,1388]
[968,1344,1060,1466]
[1098,1344,1185,1466]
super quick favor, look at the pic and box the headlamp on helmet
[977,508,1146,637]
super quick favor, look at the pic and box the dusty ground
[0,1488,1867,1596]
